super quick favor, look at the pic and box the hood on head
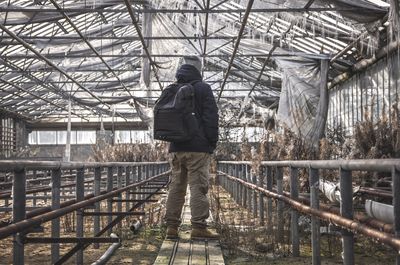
[175,64,202,83]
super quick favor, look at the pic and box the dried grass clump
[352,107,400,159]
[91,142,169,162]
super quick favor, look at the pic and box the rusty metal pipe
[219,171,400,250]
[281,191,395,234]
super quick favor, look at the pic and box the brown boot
[191,228,219,240]
[166,226,179,239]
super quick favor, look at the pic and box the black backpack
[153,81,199,142]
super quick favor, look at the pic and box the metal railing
[0,160,170,265]
[217,159,400,265]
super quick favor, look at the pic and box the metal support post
[276,167,284,243]
[340,168,354,265]
[246,165,252,209]
[393,167,400,265]
[290,167,299,257]
[117,167,123,229]
[238,165,243,206]
[252,169,258,218]
[266,167,273,233]
[93,167,101,249]
[132,166,138,202]
[107,167,114,235]
[309,168,321,265]
[235,165,240,204]
[76,168,85,265]
[138,166,143,211]
[125,166,131,211]
[259,166,265,226]
[242,165,247,207]
[229,165,233,195]
[13,168,26,265]
[51,168,61,263]
[32,170,37,207]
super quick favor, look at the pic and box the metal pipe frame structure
[0,25,129,120]
[0,160,170,265]
[218,159,400,265]
[216,0,254,102]
[123,0,163,90]
[48,0,135,99]
[0,7,364,14]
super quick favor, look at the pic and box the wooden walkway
[153,192,225,265]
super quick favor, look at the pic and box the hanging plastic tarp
[275,55,328,143]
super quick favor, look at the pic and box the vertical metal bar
[393,166,400,265]
[13,168,26,265]
[230,165,234,196]
[93,167,101,249]
[107,166,114,235]
[246,165,252,209]
[252,169,258,218]
[138,165,143,210]
[117,166,123,229]
[32,170,37,207]
[76,168,85,265]
[235,165,240,204]
[259,166,265,226]
[309,168,321,265]
[238,164,242,205]
[242,165,247,208]
[266,166,273,231]
[51,168,61,263]
[276,167,284,243]
[340,168,354,265]
[290,166,300,257]
[125,166,131,211]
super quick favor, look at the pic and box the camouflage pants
[165,152,211,229]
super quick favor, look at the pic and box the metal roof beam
[0,7,362,14]
[123,0,163,90]
[217,0,255,101]
[0,77,86,119]
[0,53,325,59]
[49,0,135,98]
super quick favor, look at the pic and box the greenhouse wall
[327,51,400,134]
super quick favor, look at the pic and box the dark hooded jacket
[169,64,219,154]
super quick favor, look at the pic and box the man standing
[164,56,219,239]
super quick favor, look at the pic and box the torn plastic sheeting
[276,56,324,142]
[319,179,342,203]
[319,179,361,203]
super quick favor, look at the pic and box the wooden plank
[207,240,225,265]
[172,241,191,265]
[190,241,207,265]
[153,240,177,265]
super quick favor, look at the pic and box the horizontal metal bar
[24,196,77,199]
[111,199,158,203]
[82,211,145,216]
[139,186,165,189]
[219,159,400,172]
[129,191,166,195]
[0,53,320,59]
[0,207,42,211]
[23,237,119,244]
[0,7,360,14]
[0,160,169,172]
[0,35,238,41]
